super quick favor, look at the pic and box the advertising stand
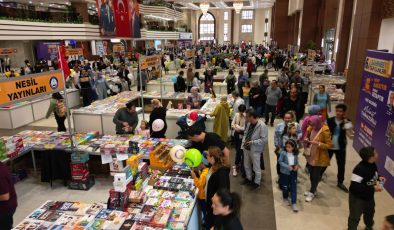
[353,50,394,197]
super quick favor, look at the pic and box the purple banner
[35,42,61,61]
[353,50,394,197]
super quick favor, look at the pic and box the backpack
[56,99,67,118]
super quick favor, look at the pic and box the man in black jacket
[326,104,352,192]
[174,70,187,92]
[281,88,305,122]
[348,146,385,230]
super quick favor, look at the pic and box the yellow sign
[185,49,195,58]
[0,48,17,55]
[113,44,125,53]
[364,56,393,78]
[65,48,83,56]
[139,55,161,70]
[0,71,65,106]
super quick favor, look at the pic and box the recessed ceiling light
[40,2,44,5]
[28,1,32,3]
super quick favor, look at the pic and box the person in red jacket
[247,59,254,78]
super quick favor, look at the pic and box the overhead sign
[353,50,394,197]
[185,49,195,58]
[65,48,83,56]
[0,71,65,106]
[113,44,125,53]
[139,55,161,70]
[179,32,192,40]
[0,48,17,55]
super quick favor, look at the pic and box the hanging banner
[96,41,106,56]
[65,48,83,56]
[0,71,65,106]
[139,55,161,70]
[185,49,195,58]
[96,0,141,38]
[0,48,17,55]
[353,50,394,197]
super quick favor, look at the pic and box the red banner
[96,0,140,38]
[58,46,71,78]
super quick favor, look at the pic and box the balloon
[170,76,177,83]
[169,145,186,163]
[152,119,164,132]
[184,148,202,168]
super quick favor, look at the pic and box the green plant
[305,40,316,50]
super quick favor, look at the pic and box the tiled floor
[4,68,394,230]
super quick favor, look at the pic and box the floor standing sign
[353,50,394,197]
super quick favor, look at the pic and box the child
[135,120,150,138]
[281,122,300,150]
[231,104,246,177]
[190,162,209,228]
[278,139,300,212]
[348,146,386,230]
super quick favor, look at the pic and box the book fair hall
[1,0,394,229]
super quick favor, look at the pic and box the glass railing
[142,0,183,12]
[0,5,83,24]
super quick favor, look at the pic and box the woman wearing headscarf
[303,115,332,202]
[210,96,231,142]
[149,99,167,138]
[187,87,202,109]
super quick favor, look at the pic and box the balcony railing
[0,5,83,24]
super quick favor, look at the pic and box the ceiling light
[28,1,32,4]
[40,2,44,5]
[233,2,243,14]
[200,2,209,15]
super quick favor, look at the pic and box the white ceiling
[168,0,276,10]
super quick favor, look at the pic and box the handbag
[303,127,323,156]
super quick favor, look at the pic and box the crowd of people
[1,43,392,230]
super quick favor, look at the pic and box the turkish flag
[58,45,71,78]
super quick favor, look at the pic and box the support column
[345,0,383,121]
[71,1,90,23]
[271,0,289,49]
[336,0,354,73]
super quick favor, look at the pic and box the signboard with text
[0,71,65,106]
[139,55,161,70]
[65,48,83,56]
[353,50,394,197]
[0,48,17,55]
[185,49,195,58]
[113,44,125,53]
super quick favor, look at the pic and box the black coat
[149,107,167,138]
[206,167,230,205]
[281,96,305,121]
[327,117,349,150]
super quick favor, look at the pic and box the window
[199,13,215,41]
[224,23,228,41]
[241,24,252,33]
[224,11,228,20]
[241,10,253,19]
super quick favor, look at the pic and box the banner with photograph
[96,0,141,38]
[353,50,394,197]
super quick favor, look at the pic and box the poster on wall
[96,0,141,38]
[353,50,394,197]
